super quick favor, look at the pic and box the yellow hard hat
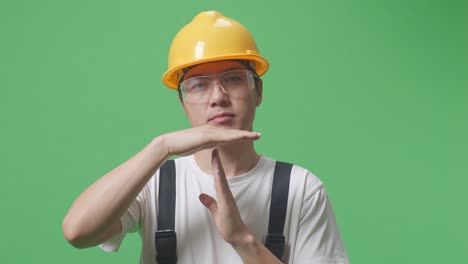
[162,11,270,90]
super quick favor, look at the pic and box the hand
[198,149,251,246]
[161,125,261,157]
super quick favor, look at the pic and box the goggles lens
[179,69,257,103]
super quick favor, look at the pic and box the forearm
[62,136,170,247]
[233,233,283,264]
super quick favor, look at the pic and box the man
[62,11,349,264]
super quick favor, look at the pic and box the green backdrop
[1,0,467,263]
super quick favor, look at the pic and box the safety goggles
[179,69,258,104]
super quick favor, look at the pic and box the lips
[208,112,235,122]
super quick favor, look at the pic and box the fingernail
[199,194,207,203]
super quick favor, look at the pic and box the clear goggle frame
[178,69,258,103]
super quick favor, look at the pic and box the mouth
[208,112,236,123]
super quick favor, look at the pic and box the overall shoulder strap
[155,159,177,264]
[265,161,293,261]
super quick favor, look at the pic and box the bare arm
[62,136,170,248]
[62,126,261,249]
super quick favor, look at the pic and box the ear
[178,92,190,116]
[178,92,184,105]
[255,79,263,107]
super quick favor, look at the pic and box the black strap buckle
[265,234,285,260]
[155,230,177,264]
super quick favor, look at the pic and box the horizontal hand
[162,125,261,157]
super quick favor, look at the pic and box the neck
[194,141,260,177]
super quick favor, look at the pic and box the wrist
[231,232,257,252]
[151,135,172,160]
[232,233,283,264]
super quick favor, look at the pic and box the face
[179,60,263,131]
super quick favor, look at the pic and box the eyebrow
[185,66,246,79]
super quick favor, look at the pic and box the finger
[199,193,217,214]
[205,126,261,141]
[211,149,234,203]
[224,130,261,141]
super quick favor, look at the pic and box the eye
[222,72,245,84]
[190,82,207,90]
[226,76,242,82]
[185,78,209,92]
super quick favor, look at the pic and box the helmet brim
[162,53,269,90]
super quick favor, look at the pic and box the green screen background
[1,0,467,263]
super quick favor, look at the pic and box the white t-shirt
[100,155,349,264]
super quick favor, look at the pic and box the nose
[208,82,229,107]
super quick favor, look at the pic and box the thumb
[199,193,217,214]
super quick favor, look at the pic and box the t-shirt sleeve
[99,190,146,252]
[293,185,349,263]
